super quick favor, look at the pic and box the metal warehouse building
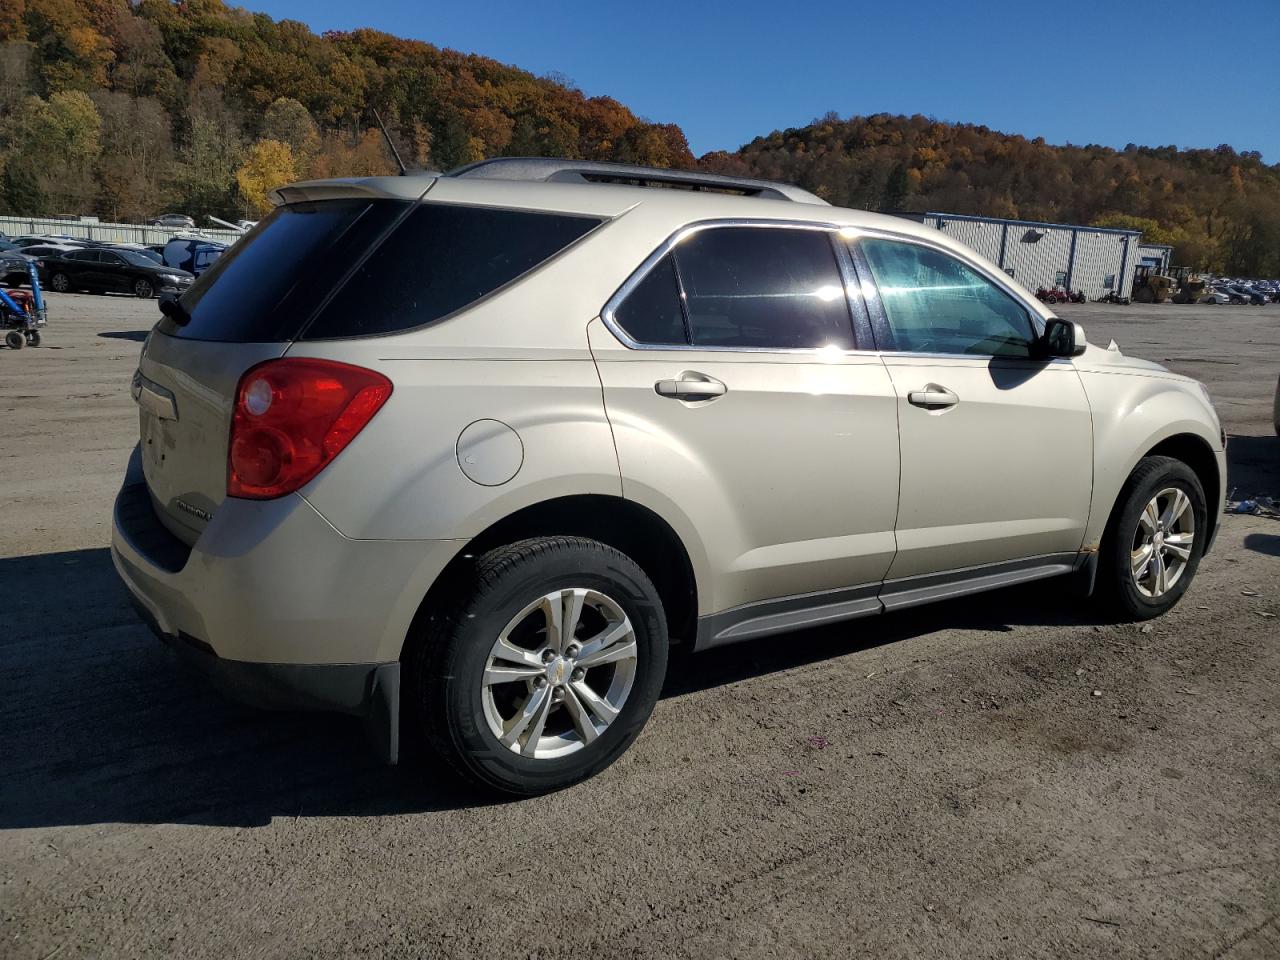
[892,212,1144,299]
[1137,242,1173,275]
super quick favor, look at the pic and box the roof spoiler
[446,158,828,205]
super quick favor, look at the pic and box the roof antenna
[372,108,408,176]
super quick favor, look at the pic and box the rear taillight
[227,358,392,500]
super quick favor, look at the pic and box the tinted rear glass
[301,204,601,340]
[160,199,408,342]
[612,255,687,345]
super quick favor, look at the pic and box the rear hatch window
[160,198,601,343]
[160,199,407,342]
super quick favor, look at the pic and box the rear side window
[610,226,853,350]
[164,199,408,342]
[612,255,687,345]
[301,204,601,340]
[677,228,852,349]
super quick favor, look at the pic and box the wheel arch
[402,494,701,658]
[1141,432,1221,550]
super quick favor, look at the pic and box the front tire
[1098,456,1207,620]
[134,278,154,299]
[408,536,669,795]
[5,330,25,350]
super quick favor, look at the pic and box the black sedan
[38,247,194,299]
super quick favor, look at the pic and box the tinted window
[859,238,1035,358]
[612,255,686,345]
[99,252,124,265]
[116,250,156,267]
[67,249,99,262]
[673,227,853,350]
[164,199,408,342]
[302,204,600,340]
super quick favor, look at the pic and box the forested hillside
[708,114,1280,276]
[0,0,691,221]
[1,1,1277,274]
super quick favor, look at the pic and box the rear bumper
[111,445,462,761]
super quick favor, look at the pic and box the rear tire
[1097,456,1206,620]
[27,330,40,347]
[5,330,24,350]
[407,536,668,795]
[49,272,70,293]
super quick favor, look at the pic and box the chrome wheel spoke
[491,637,543,669]
[1131,543,1154,580]
[1163,533,1193,562]
[576,614,636,668]
[501,683,553,755]
[577,637,637,670]
[570,679,620,724]
[484,664,543,686]
[562,685,600,745]
[542,588,587,653]
[1140,501,1160,534]
[1151,549,1169,595]
[1161,489,1191,529]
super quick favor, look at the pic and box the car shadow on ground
[98,330,149,342]
[0,546,1103,832]
[2,436,1272,829]
[1226,433,1279,498]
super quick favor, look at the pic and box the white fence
[0,215,242,246]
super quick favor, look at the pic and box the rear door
[591,222,901,616]
[848,233,1093,582]
[95,250,129,291]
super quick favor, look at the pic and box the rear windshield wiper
[159,297,190,326]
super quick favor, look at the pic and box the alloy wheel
[481,587,638,759]
[1130,487,1195,598]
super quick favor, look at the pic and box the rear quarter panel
[290,347,622,541]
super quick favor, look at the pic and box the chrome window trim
[600,217,1053,360]
[600,218,860,355]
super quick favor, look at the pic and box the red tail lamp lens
[227,358,392,499]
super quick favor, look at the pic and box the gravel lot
[2,294,1277,959]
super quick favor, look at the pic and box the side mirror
[1040,318,1087,358]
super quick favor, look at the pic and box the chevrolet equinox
[113,159,1226,794]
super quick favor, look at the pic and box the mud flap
[364,662,401,765]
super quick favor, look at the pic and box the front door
[850,234,1093,581]
[590,223,901,618]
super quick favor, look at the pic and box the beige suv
[112,159,1226,794]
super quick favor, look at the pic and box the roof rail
[446,158,828,205]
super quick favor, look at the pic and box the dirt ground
[1,294,1277,959]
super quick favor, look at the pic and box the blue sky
[255,0,1280,162]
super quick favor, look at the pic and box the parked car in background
[109,243,163,264]
[11,235,87,249]
[39,247,193,298]
[112,159,1226,795]
[3,244,79,283]
[149,213,196,229]
[1227,284,1266,305]
[162,236,225,276]
[1200,288,1232,305]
